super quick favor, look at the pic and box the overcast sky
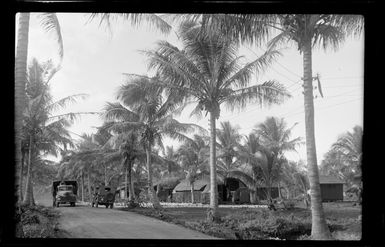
[19,13,364,164]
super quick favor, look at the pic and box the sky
[18,13,364,164]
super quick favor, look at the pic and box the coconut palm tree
[103,76,204,209]
[332,125,362,175]
[15,13,64,203]
[176,134,209,203]
[189,13,363,238]
[215,121,242,200]
[253,117,303,198]
[143,20,290,219]
[22,59,85,206]
[267,15,363,239]
[162,146,181,177]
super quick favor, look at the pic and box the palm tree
[176,134,209,203]
[163,146,180,177]
[216,121,242,200]
[267,15,363,239]
[332,125,362,175]
[22,59,83,206]
[253,117,303,198]
[144,20,290,220]
[190,13,363,238]
[103,76,204,209]
[15,13,64,203]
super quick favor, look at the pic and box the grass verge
[119,202,361,240]
[16,204,63,238]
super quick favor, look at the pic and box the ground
[124,201,361,240]
[22,192,360,240]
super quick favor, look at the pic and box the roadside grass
[16,204,63,238]
[119,201,361,240]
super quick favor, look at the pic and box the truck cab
[52,181,78,207]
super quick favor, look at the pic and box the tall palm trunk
[87,171,91,202]
[146,144,161,209]
[23,135,35,206]
[15,13,30,205]
[302,39,331,240]
[81,170,84,202]
[208,111,219,220]
[104,163,108,186]
[124,163,128,200]
[130,167,136,201]
[127,159,134,202]
[190,181,195,204]
[19,149,25,202]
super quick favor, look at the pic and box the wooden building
[319,175,344,202]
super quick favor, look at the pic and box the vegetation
[121,201,361,240]
[144,19,290,221]
[15,13,362,240]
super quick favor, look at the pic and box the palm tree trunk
[15,13,30,206]
[127,160,134,203]
[130,166,136,201]
[146,144,161,209]
[124,164,128,200]
[19,150,25,202]
[23,135,35,206]
[104,164,108,186]
[87,171,91,202]
[190,181,195,204]
[208,111,219,221]
[302,38,331,240]
[81,170,84,202]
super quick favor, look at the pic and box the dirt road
[53,204,218,239]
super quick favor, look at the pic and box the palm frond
[221,49,282,89]
[223,81,291,112]
[38,13,64,62]
[102,102,139,122]
[87,13,172,35]
[45,94,88,113]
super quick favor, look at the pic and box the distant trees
[176,134,209,203]
[320,125,362,187]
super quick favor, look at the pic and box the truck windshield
[59,186,73,191]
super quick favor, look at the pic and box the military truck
[91,185,116,208]
[52,180,78,207]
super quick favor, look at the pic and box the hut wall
[320,184,343,202]
[172,191,204,203]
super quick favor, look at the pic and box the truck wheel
[105,204,108,208]
[95,202,98,208]
[91,202,94,207]
[56,202,60,207]
[71,202,75,207]
[110,203,114,209]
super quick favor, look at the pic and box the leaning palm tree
[103,76,204,209]
[15,13,63,204]
[143,20,290,220]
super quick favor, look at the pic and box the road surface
[51,204,218,239]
